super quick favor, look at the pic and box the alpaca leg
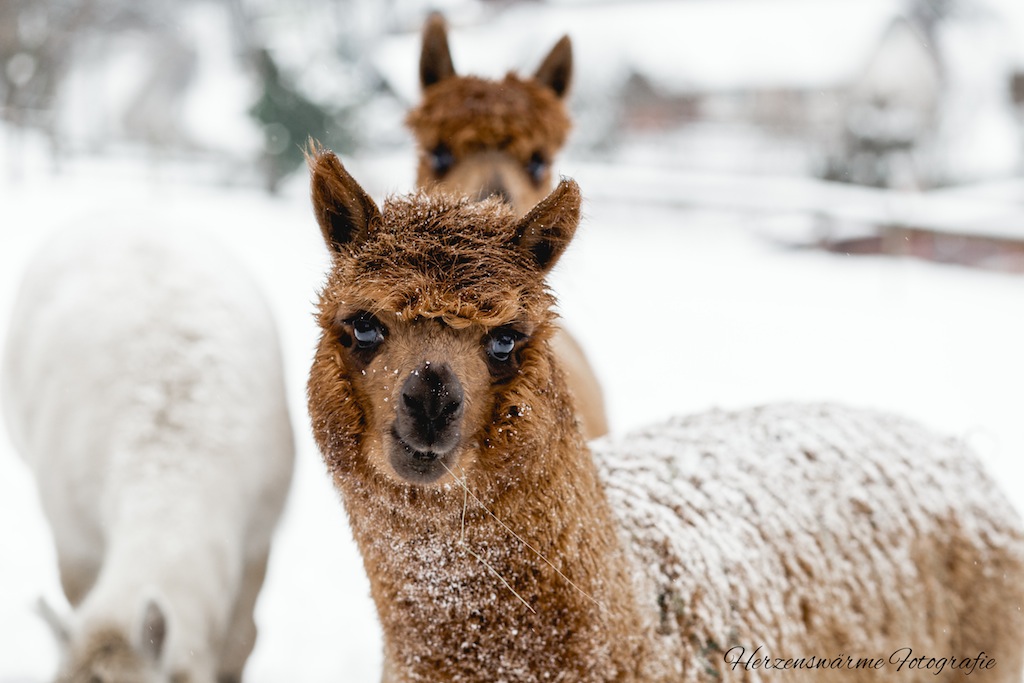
[380,655,399,683]
[217,551,269,683]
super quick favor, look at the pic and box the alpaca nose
[475,174,512,205]
[396,362,465,455]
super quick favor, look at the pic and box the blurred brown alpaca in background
[406,13,607,439]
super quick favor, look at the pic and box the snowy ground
[2,144,1023,681]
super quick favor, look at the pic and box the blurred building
[3,0,1024,197]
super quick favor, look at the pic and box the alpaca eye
[526,152,547,184]
[486,331,518,362]
[352,315,385,350]
[429,144,455,176]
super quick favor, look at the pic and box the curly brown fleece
[317,191,551,329]
[406,74,571,165]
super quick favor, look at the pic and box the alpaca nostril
[493,185,513,205]
[475,172,512,205]
[402,391,421,413]
[476,183,512,205]
[440,385,464,420]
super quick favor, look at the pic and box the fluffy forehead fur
[406,75,571,162]
[318,192,556,328]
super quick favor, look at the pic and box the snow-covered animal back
[305,148,1024,682]
[2,221,295,683]
[407,13,608,441]
[599,403,1024,681]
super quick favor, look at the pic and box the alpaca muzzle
[389,362,465,483]
[475,173,513,205]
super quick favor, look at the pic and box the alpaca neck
[343,373,647,681]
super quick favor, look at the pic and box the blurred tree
[906,0,960,42]
[248,47,355,193]
[0,0,95,167]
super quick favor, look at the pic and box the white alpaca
[2,221,294,683]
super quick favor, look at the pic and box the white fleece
[2,219,294,682]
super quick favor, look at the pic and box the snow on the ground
[1,146,1023,681]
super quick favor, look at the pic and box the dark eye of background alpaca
[429,144,455,176]
[526,152,547,185]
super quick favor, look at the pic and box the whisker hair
[450,462,533,612]
[460,467,468,544]
[465,545,537,614]
[441,460,604,611]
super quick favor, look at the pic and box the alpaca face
[420,145,553,218]
[56,644,156,683]
[307,147,580,486]
[53,602,206,683]
[406,13,572,217]
[323,310,496,484]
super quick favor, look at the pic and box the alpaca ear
[35,596,70,650]
[534,35,572,98]
[512,178,581,273]
[420,12,456,89]
[138,598,167,663]
[307,143,381,253]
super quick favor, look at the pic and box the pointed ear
[512,178,581,273]
[534,35,572,98]
[35,596,70,650]
[307,142,381,254]
[420,12,456,89]
[138,599,167,663]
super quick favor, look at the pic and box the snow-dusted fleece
[598,402,1024,682]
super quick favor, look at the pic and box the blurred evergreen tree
[249,47,355,193]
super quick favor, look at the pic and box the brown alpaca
[406,13,608,440]
[306,147,1024,682]
[407,13,572,214]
